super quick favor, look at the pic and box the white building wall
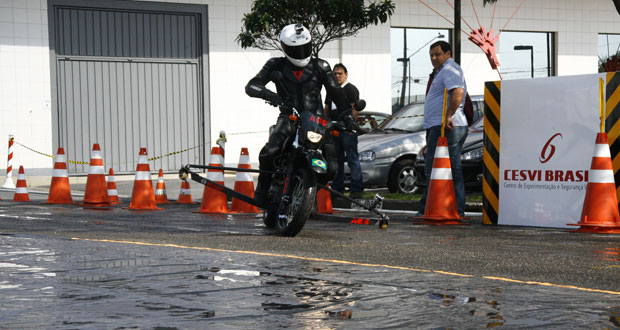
[0,0,619,173]
[0,0,52,174]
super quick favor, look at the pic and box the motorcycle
[261,71,366,236]
[180,71,386,237]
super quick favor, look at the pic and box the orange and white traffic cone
[196,146,231,213]
[107,168,120,204]
[568,132,620,233]
[13,165,29,202]
[44,147,73,204]
[127,148,161,210]
[317,185,333,214]
[412,136,465,225]
[177,178,196,204]
[231,148,260,213]
[154,169,170,204]
[82,144,110,207]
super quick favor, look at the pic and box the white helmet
[280,24,312,67]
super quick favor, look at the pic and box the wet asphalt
[0,180,619,328]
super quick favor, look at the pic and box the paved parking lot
[0,185,619,328]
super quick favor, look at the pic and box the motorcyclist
[245,23,355,204]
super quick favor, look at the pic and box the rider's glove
[338,110,357,132]
[263,90,283,107]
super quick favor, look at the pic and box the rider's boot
[254,173,270,205]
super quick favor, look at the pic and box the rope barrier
[13,140,205,166]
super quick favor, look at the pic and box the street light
[397,32,445,108]
[514,45,534,78]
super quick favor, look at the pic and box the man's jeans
[419,125,469,214]
[331,131,363,193]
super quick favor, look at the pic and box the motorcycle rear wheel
[275,168,316,237]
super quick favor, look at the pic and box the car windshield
[378,103,424,132]
[357,113,388,131]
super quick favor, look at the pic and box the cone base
[13,195,30,202]
[79,201,112,207]
[316,188,333,214]
[193,209,241,214]
[2,179,16,189]
[567,223,620,234]
[231,199,260,213]
[124,205,163,211]
[177,199,196,205]
[199,183,234,214]
[230,208,260,213]
[155,197,171,204]
[43,200,73,205]
[411,215,468,226]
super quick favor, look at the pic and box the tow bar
[179,164,389,229]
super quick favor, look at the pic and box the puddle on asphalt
[0,235,619,329]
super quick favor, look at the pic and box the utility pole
[397,29,408,110]
[453,0,461,64]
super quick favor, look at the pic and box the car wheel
[387,159,418,194]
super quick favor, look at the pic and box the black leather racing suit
[245,57,353,197]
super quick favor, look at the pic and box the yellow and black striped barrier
[483,81,501,225]
[604,71,620,202]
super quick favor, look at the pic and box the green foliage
[236,0,395,55]
[482,0,498,6]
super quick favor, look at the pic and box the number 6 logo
[540,133,563,164]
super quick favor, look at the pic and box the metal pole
[530,47,534,78]
[514,45,534,78]
[454,0,461,64]
[547,33,551,76]
[408,63,411,104]
[399,29,408,109]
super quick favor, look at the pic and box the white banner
[498,73,605,228]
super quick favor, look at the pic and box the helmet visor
[281,42,312,60]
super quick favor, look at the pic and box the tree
[236,0,395,56]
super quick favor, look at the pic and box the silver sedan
[354,102,426,194]
[350,96,484,194]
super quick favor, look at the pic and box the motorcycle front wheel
[274,168,316,237]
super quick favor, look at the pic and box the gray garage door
[49,0,208,174]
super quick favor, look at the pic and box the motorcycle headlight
[306,131,323,143]
[359,151,376,162]
[461,147,483,161]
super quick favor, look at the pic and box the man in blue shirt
[418,41,468,216]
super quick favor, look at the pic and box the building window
[498,31,555,80]
[391,27,450,112]
[598,33,620,72]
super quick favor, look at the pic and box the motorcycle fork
[277,126,303,217]
[276,146,298,219]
